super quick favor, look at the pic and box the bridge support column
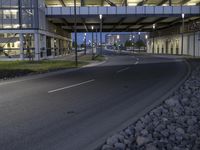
[42,35,47,59]
[34,33,40,61]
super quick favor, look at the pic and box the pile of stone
[101,66,200,150]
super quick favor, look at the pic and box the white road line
[48,79,95,93]
[135,61,139,65]
[134,58,139,65]
[117,67,130,73]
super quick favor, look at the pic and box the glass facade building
[0,0,72,60]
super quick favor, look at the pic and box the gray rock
[145,144,158,150]
[172,146,182,150]
[180,97,189,104]
[141,129,148,136]
[176,127,185,135]
[155,124,165,132]
[124,128,133,136]
[135,121,144,132]
[102,144,114,150]
[160,129,169,137]
[187,116,197,126]
[113,134,125,143]
[165,97,180,107]
[136,136,150,146]
[124,139,131,146]
[106,136,118,146]
[114,143,126,150]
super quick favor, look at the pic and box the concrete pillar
[19,33,24,60]
[197,32,200,56]
[51,37,55,58]
[43,35,47,59]
[57,39,60,56]
[34,33,40,61]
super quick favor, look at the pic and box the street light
[117,35,120,51]
[153,24,156,54]
[74,0,78,66]
[84,33,87,55]
[132,35,135,53]
[91,26,94,60]
[99,14,103,56]
[145,35,148,52]
[181,13,185,55]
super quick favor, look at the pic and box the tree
[135,39,145,49]
[125,40,132,48]
[72,41,77,48]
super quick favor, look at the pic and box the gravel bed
[101,62,200,150]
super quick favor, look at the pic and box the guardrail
[46,6,200,16]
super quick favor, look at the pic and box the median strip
[48,79,95,93]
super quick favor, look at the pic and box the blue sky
[72,32,107,45]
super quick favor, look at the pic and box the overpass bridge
[0,0,200,60]
[46,6,200,32]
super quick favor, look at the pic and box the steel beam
[180,0,190,5]
[81,18,89,32]
[81,0,85,6]
[101,0,104,6]
[125,17,146,31]
[122,0,127,6]
[58,0,66,6]
[104,0,117,6]
[111,17,126,32]
[137,17,167,30]
[158,0,168,6]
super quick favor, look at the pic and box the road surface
[0,50,188,150]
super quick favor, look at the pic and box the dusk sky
[72,32,147,45]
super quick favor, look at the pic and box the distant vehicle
[106,45,114,49]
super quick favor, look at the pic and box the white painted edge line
[48,79,95,93]
[117,67,130,73]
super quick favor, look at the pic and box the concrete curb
[94,58,192,150]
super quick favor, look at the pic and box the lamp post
[153,24,156,54]
[96,28,98,50]
[138,32,141,53]
[84,33,86,55]
[181,13,185,55]
[117,35,120,52]
[132,35,135,53]
[99,14,103,56]
[91,26,94,60]
[145,34,148,52]
[74,0,78,66]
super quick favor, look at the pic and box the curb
[94,58,192,150]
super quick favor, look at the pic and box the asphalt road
[0,50,188,150]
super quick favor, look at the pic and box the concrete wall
[147,31,200,57]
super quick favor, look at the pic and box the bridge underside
[48,15,200,32]
[46,6,200,33]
